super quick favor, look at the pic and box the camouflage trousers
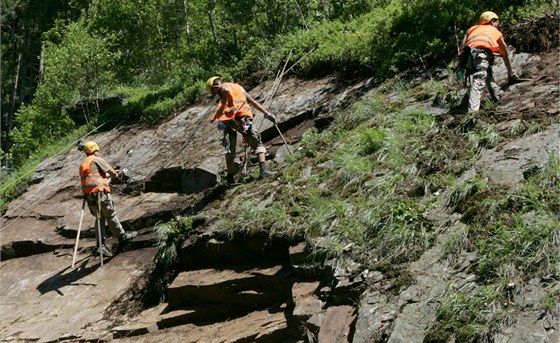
[221,117,266,172]
[85,191,125,244]
[468,50,503,113]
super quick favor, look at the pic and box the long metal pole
[71,198,87,268]
[96,193,103,266]
[275,124,292,156]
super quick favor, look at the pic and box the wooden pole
[71,198,87,268]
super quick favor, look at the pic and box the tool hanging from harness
[241,117,252,141]
[455,46,494,84]
[456,24,502,84]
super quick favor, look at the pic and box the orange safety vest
[211,83,254,122]
[465,25,503,55]
[79,155,111,194]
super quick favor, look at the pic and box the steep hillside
[1,19,558,343]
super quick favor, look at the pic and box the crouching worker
[206,76,276,187]
[79,141,137,257]
[460,11,519,113]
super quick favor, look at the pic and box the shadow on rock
[36,256,110,296]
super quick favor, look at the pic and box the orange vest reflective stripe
[211,83,254,122]
[465,25,503,54]
[79,155,111,194]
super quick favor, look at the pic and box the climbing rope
[0,121,128,233]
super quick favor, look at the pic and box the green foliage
[278,2,401,77]
[87,0,175,84]
[9,20,118,167]
[9,104,74,167]
[360,198,433,262]
[466,123,501,150]
[336,92,390,129]
[332,139,373,175]
[98,82,205,126]
[1,125,90,211]
[4,0,556,170]
[40,20,119,108]
[215,196,301,239]
[299,128,336,158]
[420,79,448,95]
[154,216,193,268]
[476,155,560,281]
[476,211,558,280]
[445,173,489,210]
[437,283,509,342]
[437,155,560,339]
[148,215,194,304]
[2,1,558,335]
[544,289,560,312]
[393,106,435,134]
[359,128,386,156]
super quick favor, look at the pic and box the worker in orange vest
[206,76,276,187]
[79,141,137,257]
[460,11,519,112]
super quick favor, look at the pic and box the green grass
[215,89,443,265]
[435,283,512,342]
[466,123,501,150]
[210,74,558,341]
[444,172,490,211]
[435,154,560,340]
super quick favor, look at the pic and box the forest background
[0,0,554,205]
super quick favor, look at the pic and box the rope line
[0,121,121,232]
[0,123,105,194]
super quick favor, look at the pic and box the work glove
[264,112,277,124]
[216,120,226,131]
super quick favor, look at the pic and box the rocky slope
[0,29,558,343]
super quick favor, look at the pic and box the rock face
[476,126,559,187]
[0,76,373,342]
[0,49,559,343]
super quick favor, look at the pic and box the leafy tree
[0,0,81,158]
[10,19,117,166]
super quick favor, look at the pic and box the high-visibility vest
[79,155,111,194]
[211,83,254,122]
[465,25,503,54]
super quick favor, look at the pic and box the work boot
[96,245,113,257]
[118,231,137,245]
[226,173,240,188]
[259,164,274,178]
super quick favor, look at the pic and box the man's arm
[219,85,234,107]
[245,92,268,114]
[498,37,514,77]
[94,156,120,178]
[246,92,277,123]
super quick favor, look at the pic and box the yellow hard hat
[206,76,221,91]
[82,141,100,154]
[480,11,499,25]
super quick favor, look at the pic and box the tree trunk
[183,0,192,46]
[9,52,23,132]
[207,1,217,45]
[38,43,45,81]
